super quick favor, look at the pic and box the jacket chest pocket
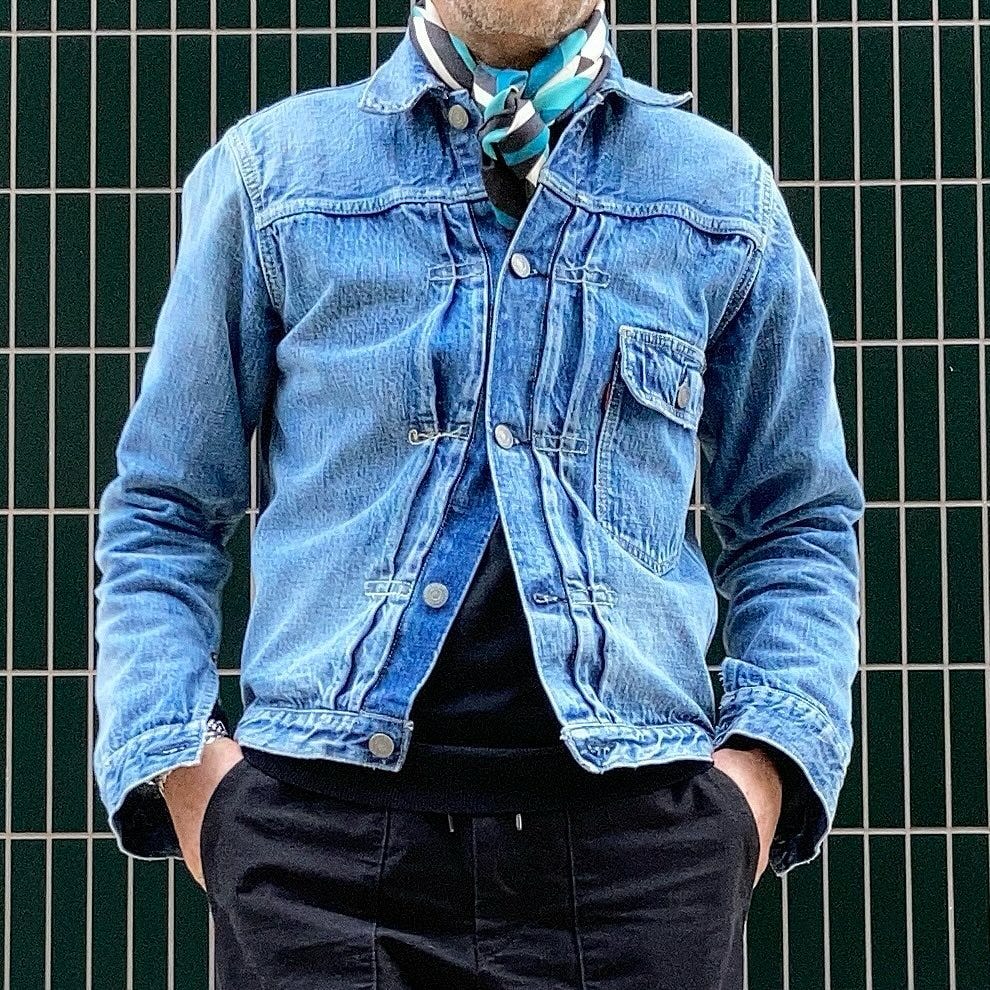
[594,324,706,577]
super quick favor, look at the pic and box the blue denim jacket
[93,30,865,877]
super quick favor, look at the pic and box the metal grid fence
[1,0,986,987]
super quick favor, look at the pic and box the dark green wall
[3,1,984,987]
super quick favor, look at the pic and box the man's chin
[447,3,589,45]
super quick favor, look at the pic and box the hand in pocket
[712,745,783,886]
[159,739,245,890]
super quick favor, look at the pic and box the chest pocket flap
[617,324,706,431]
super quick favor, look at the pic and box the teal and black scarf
[408,0,611,230]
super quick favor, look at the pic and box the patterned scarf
[408,0,612,230]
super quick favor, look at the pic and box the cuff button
[368,732,395,758]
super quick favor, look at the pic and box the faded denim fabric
[93,29,865,877]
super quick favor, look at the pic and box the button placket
[493,423,514,449]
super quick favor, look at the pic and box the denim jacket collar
[357,28,692,115]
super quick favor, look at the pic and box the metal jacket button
[494,423,514,448]
[447,104,470,130]
[368,733,395,758]
[509,252,531,278]
[423,581,449,607]
[675,381,691,409]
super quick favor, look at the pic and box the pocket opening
[198,756,249,874]
[708,764,761,865]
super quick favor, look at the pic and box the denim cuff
[716,731,826,880]
[713,664,851,875]
[97,713,219,860]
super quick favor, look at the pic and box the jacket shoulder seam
[706,162,775,350]
[222,124,286,314]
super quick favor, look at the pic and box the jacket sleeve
[697,164,865,876]
[92,126,280,859]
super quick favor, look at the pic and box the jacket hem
[234,702,718,776]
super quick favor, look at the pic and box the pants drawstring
[448,813,455,833]
[515,812,523,831]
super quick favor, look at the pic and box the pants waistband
[241,739,710,815]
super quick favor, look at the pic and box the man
[93,0,865,986]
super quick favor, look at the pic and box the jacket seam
[540,174,765,240]
[223,124,286,314]
[708,237,760,346]
[257,190,491,226]
[705,162,775,351]
[561,719,713,737]
[249,702,412,727]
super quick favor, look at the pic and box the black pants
[200,757,760,989]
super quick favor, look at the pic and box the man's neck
[455,33,549,70]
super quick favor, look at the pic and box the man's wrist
[153,713,231,796]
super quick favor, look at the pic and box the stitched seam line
[565,808,589,990]
[370,806,391,990]
[539,175,764,240]
[708,160,775,350]
[721,680,838,735]
[225,125,285,314]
